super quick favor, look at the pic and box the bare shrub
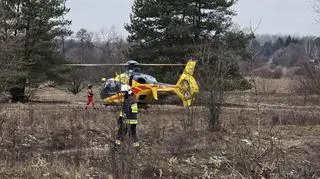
[0,103,319,178]
[166,131,191,155]
[255,77,273,94]
[253,66,283,79]
[273,67,283,79]
[293,62,320,96]
[195,43,242,131]
[66,68,86,95]
[222,113,292,178]
[226,136,287,178]
[272,111,320,126]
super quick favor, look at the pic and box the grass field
[0,78,319,178]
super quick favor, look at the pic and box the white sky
[65,0,320,37]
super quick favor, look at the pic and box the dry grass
[0,79,319,178]
[243,77,295,94]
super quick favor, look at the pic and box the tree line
[250,35,320,66]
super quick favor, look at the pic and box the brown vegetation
[0,78,319,178]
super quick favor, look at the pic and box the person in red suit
[85,84,95,109]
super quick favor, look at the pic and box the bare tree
[303,38,320,63]
[75,28,94,63]
[66,68,86,95]
[89,27,130,80]
[64,27,130,94]
[94,27,130,75]
[290,38,320,102]
[195,43,241,131]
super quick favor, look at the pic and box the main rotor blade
[139,63,185,66]
[65,63,186,67]
[65,63,127,67]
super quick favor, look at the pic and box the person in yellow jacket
[115,84,139,149]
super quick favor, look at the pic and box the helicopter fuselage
[99,60,199,107]
[100,72,178,107]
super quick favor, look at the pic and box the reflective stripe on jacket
[123,97,138,120]
[124,119,138,124]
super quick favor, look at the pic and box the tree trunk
[208,91,220,131]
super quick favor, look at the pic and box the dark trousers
[116,117,138,143]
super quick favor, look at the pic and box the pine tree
[125,0,238,63]
[285,36,292,47]
[272,37,284,52]
[126,0,251,131]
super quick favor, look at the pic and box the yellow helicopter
[68,60,199,107]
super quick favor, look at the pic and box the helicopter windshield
[144,75,157,83]
[100,79,122,99]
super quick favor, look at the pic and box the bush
[293,62,320,96]
[253,66,283,79]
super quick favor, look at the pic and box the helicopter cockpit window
[144,75,157,83]
[136,78,146,84]
[102,79,121,94]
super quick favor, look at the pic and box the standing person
[85,84,95,109]
[115,84,139,149]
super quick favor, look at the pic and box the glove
[119,111,126,118]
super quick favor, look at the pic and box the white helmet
[121,84,132,94]
[101,77,107,82]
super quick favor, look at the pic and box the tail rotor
[175,60,199,106]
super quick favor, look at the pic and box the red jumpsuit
[86,88,95,109]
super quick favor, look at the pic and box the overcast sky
[66,0,320,37]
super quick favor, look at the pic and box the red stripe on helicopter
[131,87,142,94]
[136,86,150,90]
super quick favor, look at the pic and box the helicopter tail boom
[175,60,199,106]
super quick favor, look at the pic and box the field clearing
[0,78,319,178]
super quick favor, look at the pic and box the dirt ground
[0,78,319,178]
